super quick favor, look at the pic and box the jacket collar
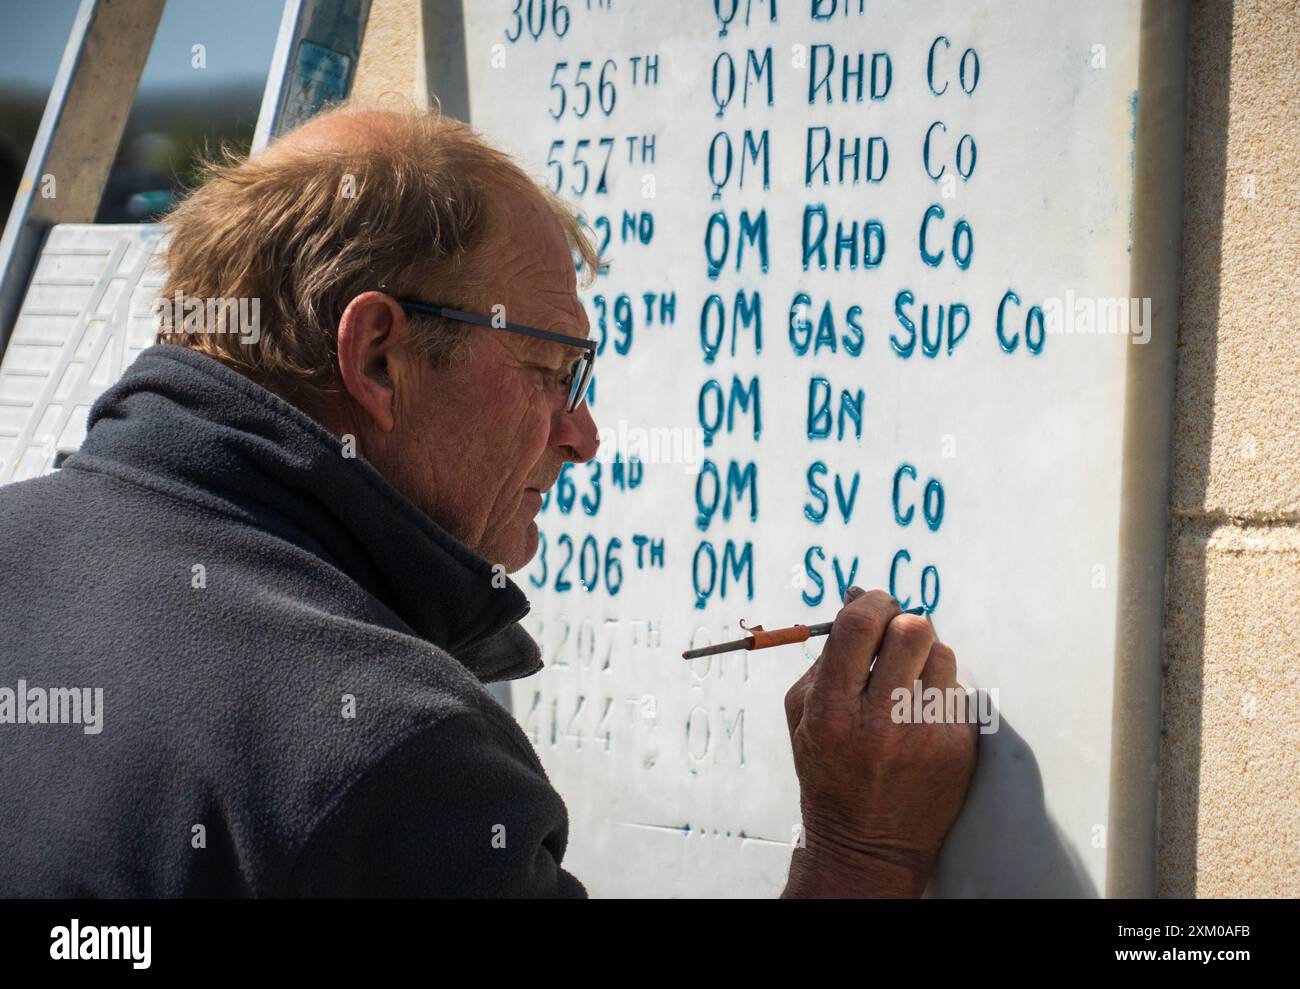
[73,345,540,681]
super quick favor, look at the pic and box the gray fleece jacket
[0,345,585,897]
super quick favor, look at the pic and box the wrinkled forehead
[490,192,577,289]
[487,190,589,348]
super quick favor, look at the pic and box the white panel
[0,225,166,482]
[460,0,1164,897]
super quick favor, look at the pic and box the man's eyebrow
[523,326,591,355]
[510,339,569,368]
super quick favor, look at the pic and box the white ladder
[0,0,371,482]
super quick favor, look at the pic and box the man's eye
[532,365,568,389]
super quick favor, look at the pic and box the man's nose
[552,399,600,463]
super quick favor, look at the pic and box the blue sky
[0,0,283,94]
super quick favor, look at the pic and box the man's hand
[781,587,977,898]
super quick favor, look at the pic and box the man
[0,107,976,897]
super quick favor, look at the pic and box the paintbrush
[681,606,929,659]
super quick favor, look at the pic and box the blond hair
[157,106,604,411]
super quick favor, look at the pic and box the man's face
[387,192,600,573]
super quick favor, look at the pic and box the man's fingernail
[843,586,865,604]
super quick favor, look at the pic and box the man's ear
[336,291,407,433]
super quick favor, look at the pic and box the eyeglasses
[392,298,595,413]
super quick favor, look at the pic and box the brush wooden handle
[747,624,811,649]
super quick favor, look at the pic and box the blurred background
[0,0,283,225]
